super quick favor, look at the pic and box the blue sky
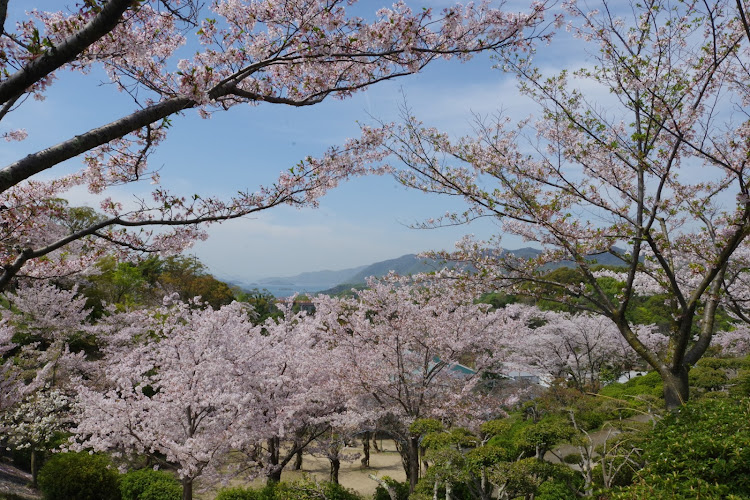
[3,1,586,284]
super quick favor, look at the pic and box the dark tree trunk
[30,449,38,487]
[663,366,690,410]
[266,436,282,484]
[293,445,303,470]
[267,467,282,484]
[372,434,381,453]
[361,432,371,467]
[329,457,341,484]
[181,477,193,500]
[408,436,420,493]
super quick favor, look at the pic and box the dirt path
[206,440,406,499]
[0,462,42,500]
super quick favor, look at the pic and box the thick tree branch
[0,96,193,193]
[0,0,8,36]
[738,0,750,45]
[0,0,134,105]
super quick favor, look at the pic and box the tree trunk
[293,446,303,470]
[480,470,492,500]
[267,436,282,484]
[408,436,420,493]
[267,467,282,484]
[30,449,38,487]
[181,477,193,500]
[372,434,381,453]
[329,457,341,484]
[663,366,690,410]
[361,432,371,467]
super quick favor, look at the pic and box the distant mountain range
[234,248,628,297]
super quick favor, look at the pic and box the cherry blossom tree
[0,322,21,413]
[0,0,550,288]
[370,0,750,408]
[502,305,667,392]
[72,294,352,499]
[712,326,750,356]
[241,300,350,484]
[0,282,93,400]
[0,282,94,483]
[1,389,72,486]
[73,298,265,500]
[313,273,520,492]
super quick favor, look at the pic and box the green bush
[610,397,750,499]
[689,365,728,391]
[37,452,121,500]
[372,476,409,500]
[697,356,750,370]
[290,481,361,500]
[215,485,277,500]
[216,480,361,500]
[599,371,663,400]
[730,368,750,397]
[120,469,181,500]
[536,479,578,500]
[574,410,605,431]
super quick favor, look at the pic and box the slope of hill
[255,265,368,288]
[241,248,631,297]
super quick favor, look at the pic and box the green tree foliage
[234,288,281,324]
[489,458,574,499]
[158,256,234,309]
[82,255,235,311]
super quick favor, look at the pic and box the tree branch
[0,0,134,105]
[0,96,193,193]
[0,0,8,36]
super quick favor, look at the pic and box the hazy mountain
[256,265,369,288]
[502,247,628,270]
[345,254,453,283]
[236,248,630,297]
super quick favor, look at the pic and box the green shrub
[610,397,750,499]
[373,476,409,500]
[120,469,181,500]
[37,452,121,500]
[215,485,277,500]
[696,357,731,369]
[697,356,750,370]
[536,479,578,500]
[289,481,361,500]
[689,365,728,391]
[574,410,605,431]
[216,480,361,500]
[730,368,750,397]
[599,371,663,400]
